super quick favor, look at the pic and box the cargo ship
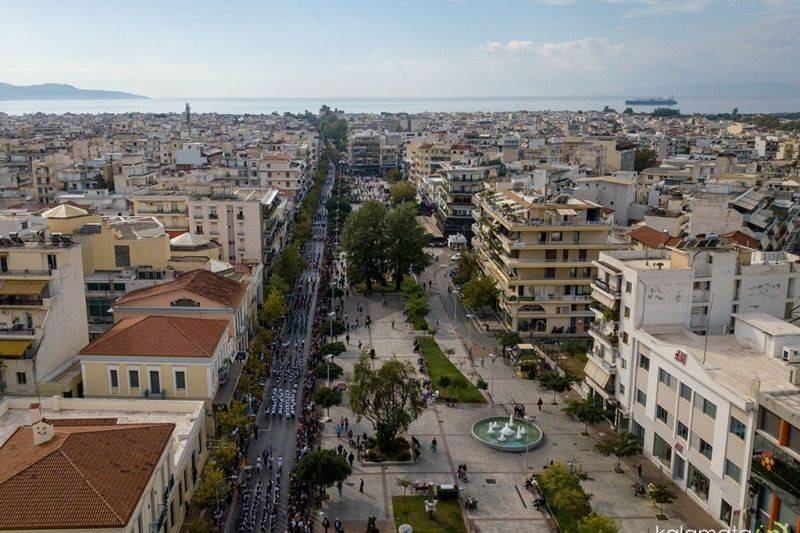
[624,95,677,106]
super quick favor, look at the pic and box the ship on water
[625,95,678,106]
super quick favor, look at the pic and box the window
[149,370,161,394]
[109,368,119,389]
[175,370,186,390]
[636,389,647,406]
[47,253,57,270]
[679,383,692,401]
[658,368,676,389]
[653,433,672,466]
[618,383,626,395]
[720,499,733,526]
[697,395,717,420]
[113,282,126,292]
[129,369,140,389]
[729,417,746,440]
[687,463,710,501]
[624,306,630,318]
[724,459,741,483]
[114,245,131,267]
[632,420,645,443]
[87,298,113,318]
[759,408,781,439]
[639,354,650,371]
[622,332,629,344]
[626,281,632,293]
[693,434,713,460]
[16,372,26,385]
[677,420,689,439]
[656,404,669,424]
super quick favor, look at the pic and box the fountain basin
[471,415,544,452]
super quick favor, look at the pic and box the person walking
[334,518,343,533]
[348,452,354,468]
[637,463,643,478]
[537,397,544,411]
[359,478,364,493]
[430,437,438,452]
[336,479,343,497]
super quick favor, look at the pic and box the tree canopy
[390,181,417,205]
[452,252,481,287]
[563,396,607,434]
[461,273,498,316]
[577,513,619,533]
[313,386,343,415]
[349,353,426,452]
[539,371,575,404]
[342,200,388,290]
[386,203,431,289]
[634,147,658,172]
[296,449,351,489]
[271,242,306,287]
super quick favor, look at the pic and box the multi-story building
[349,130,382,175]
[435,164,488,239]
[585,242,800,529]
[133,192,191,234]
[471,185,616,336]
[0,395,208,533]
[188,188,286,265]
[258,154,307,200]
[0,234,88,396]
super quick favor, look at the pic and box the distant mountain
[622,81,800,99]
[0,82,148,101]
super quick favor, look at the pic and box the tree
[192,462,230,509]
[577,513,619,533]
[386,203,431,289]
[185,516,216,533]
[261,288,288,326]
[623,107,634,115]
[217,402,250,435]
[452,252,480,287]
[634,147,658,172]
[390,181,417,205]
[496,330,522,357]
[212,437,238,473]
[295,449,351,492]
[563,397,607,435]
[648,483,676,517]
[314,361,343,380]
[385,168,404,183]
[553,487,592,519]
[320,341,346,357]
[539,371,575,405]
[272,242,306,286]
[476,378,488,390]
[396,475,413,496]
[349,354,426,453]
[596,432,642,473]
[313,386,343,416]
[342,200,388,291]
[461,273,498,317]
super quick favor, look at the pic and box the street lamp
[452,288,460,326]
[323,353,333,386]
[489,352,498,404]
[465,313,474,345]
[328,311,336,339]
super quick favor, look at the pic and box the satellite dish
[398,525,413,533]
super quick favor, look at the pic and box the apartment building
[0,395,208,533]
[188,187,286,265]
[585,243,800,528]
[0,234,88,396]
[348,130,401,176]
[79,315,230,402]
[435,164,488,239]
[258,154,307,199]
[573,172,637,225]
[133,192,191,234]
[471,185,615,336]
[31,153,71,204]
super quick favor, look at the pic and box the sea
[1,96,799,116]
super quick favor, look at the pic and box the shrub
[322,319,345,336]
[314,361,343,380]
[320,341,346,357]
[476,378,488,390]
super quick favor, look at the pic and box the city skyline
[2,0,799,99]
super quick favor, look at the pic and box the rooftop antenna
[185,101,192,136]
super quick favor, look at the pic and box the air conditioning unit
[790,366,800,387]
[782,346,800,364]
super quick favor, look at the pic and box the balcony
[0,296,45,308]
[0,269,51,279]
[590,276,621,309]
[589,322,618,346]
[0,325,36,339]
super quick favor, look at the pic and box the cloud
[481,37,625,72]
[527,0,713,16]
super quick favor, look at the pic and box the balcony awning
[584,358,612,390]
[557,208,577,216]
[0,280,47,295]
[0,339,32,357]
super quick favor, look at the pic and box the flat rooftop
[0,396,204,471]
[649,329,800,408]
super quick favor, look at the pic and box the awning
[0,280,48,295]
[0,339,32,357]
[557,208,577,216]
[584,358,612,390]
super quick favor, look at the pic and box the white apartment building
[585,242,800,528]
[573,172,637,225]
[258,154,307,199]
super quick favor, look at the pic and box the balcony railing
[0,326,35,336]
[589,322,619,345]
[0,269,51,277]
[591,276,621,295]
[0,296,44,307]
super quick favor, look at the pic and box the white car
[450,253,461,262]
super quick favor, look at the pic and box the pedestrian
[480,356,485,368]
[334,518,343,533]
[391,319,395,329]
[336,479,343,497]
[322,515,330,533]
[344,417,349,430]
[359,478,364,493]
[568,461,574,475]
[537,397,544,411]
[348,452,354,467]
[335,424,342,438]
[637,463,643,478]
[430,437,438,452]
[345,334,350,345]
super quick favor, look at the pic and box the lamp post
[452,288,460,327]
[328,311,336,339]
[465,313,474,345]
[323,353,333,386]
[489,352,498,404]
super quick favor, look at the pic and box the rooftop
[114,268,245,308]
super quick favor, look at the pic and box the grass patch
[392,495,466,533]
[410,315,430,331]
[417,336,485,403]
[559,352,588,380]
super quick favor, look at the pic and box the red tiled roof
[627,225,675,249]
[0,421,174,530]
[114,268,245,308]
[79,315,228,357]
[722,230,761,250]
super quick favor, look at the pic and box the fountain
[471,415,543,452]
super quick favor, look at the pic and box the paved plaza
[316,250,719,532]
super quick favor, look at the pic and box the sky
[1,0,799,98]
